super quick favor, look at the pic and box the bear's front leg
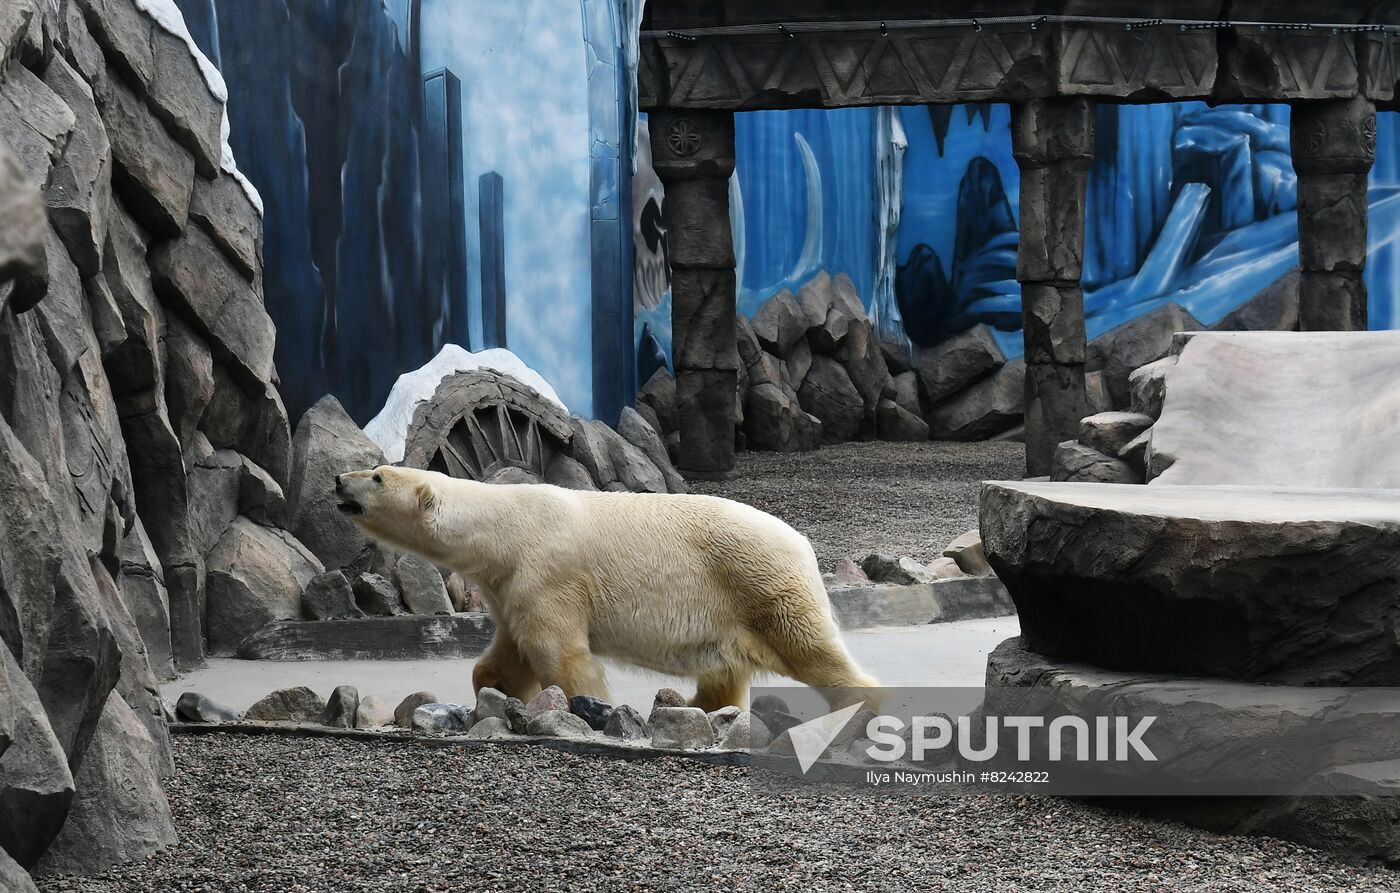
[472,630,541,701]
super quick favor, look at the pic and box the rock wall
[0,0,315,881]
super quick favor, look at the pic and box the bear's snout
[334,473,364,515]
[335,473,347,495]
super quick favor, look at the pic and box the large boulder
[1049,441,1141,484]
[927,359,1025,441]
[287,395,385,573]
[393,554,452,616]
[1086,302,1203,409]
[916,324,1005,404]
[0,648,74,870]
[205,518,324,654]
[797,356,863,444]
[32,693,176,875]
[743,382,821,452]
[636,368,677,436]
[981,481,1400,685]
[616,407,685,493]
[875,398,928,442]
[587,419,665,494]
[835,320,889,429]
[750,288,807,358]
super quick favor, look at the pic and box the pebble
[464,717,512,739]
[503,697,531,734]
[474,687,509,722]
[569,695,613,731]
[706,705,741,738]
[718,711,770,750]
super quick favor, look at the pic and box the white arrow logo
[787,701,865,774]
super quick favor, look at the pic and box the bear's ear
[416,482,437,514]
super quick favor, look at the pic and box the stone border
[829,577,1014,630]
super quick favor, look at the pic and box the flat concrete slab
[162,617,1020,712]
[980,481,1400,684]
[1150,331,1400,488]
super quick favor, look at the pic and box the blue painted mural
[173,0,1400,432]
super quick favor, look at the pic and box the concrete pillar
[1291,97,1376,331]
[1012,99,1093,477]
[647,110,738,477]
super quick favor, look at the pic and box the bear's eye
[372,473,382,484]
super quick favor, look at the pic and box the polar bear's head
[335,465,444,553]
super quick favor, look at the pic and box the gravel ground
[36,734,1397,893]
[692,441,1025,570]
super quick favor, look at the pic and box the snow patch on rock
[365,345,568,463]
[133,0,263,215]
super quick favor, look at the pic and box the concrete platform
[980,480,1400,684]
[162,616,1020,712]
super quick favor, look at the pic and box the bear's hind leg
[473,631,542,701]
[516,634,610,702]
[691,668,750,713]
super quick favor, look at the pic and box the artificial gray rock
[526,709,592,738]
[795,271,836,332]
[785,337,813,390]
[617,407,686,493]
[916,324,1005,404]
[981,481,1400,685]
[797,355,863,444]
[244,686,325,723]
[117,521,173,680]
[393,691,440,728]
[33,693,176,875]
[650,706,716,750]
[320,685,359,729]
[173,692,239,724]
[1087,303,1203,409]
[0,847,36,893]
[743,382,821,452]
[41,53,111,277]
[161,313,213,451]
[875,398,929,442]
[926,359,1025,441]
[393,554,453,616]
[90,60,194,236]
[484,466,540,485]
[569,695,613,732]
[543,454,597,491]
[200,368,291,489]
[603,704,648,740]
[525,685,569,718]
[411,704,470,735]
[1078,411,1154,457]
[0,63,75,193]
[0,648,75,869]
[889,370,920,416]
[590,419,666,494]
[1128,355,1177,420]
[751,288,807,357]
[354,695,393,729]
[185,448,242,557]
[1049,440,1142,484]
[352,572,403,616]
[187,173,260,281]
[637,367,678,435]
[567,415,616,488]
[835,319,889,423]
[205,517,323,654]
[287,395,385,573]
[301,570,364,620]
[942,530,992,577]
[464,717,512,739]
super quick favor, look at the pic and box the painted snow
[365,345,568,463]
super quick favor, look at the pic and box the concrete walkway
[163,616,1020,712]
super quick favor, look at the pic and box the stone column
[647,110,738,477]
[1291,97,1376,331]
[1012,99,1093,477]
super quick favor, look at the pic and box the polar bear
[335,465,877,710]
